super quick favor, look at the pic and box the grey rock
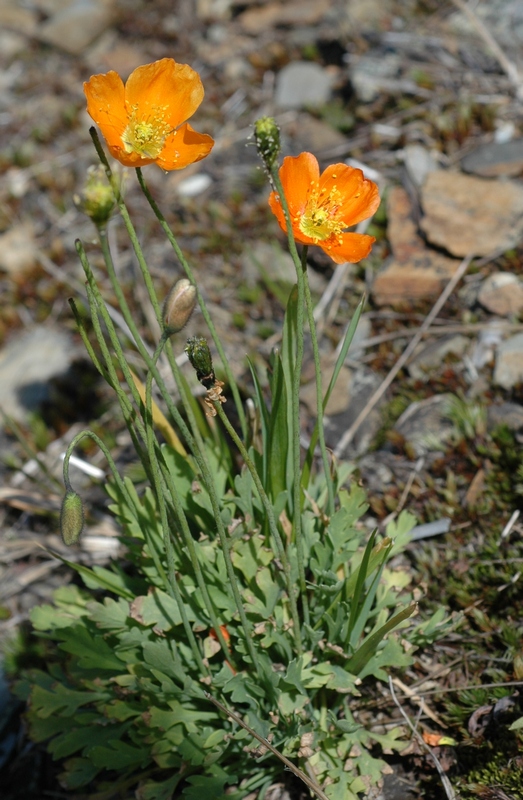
[493,332,523,389]
[324,367,383,457]
[487,401,523,433]
[350,53,401,102]
[394,394,455,456]
[0,327,76,422]
[408,335,469,381]
[275,62,335,109]
[461,139,523,178]
[403,144,439,188]
[39,0,115,54]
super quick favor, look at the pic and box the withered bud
[185,336,216,388]
[163,278,197,334]
[254,117,281,170]
[60,489,84,546]
[73,165,118,226]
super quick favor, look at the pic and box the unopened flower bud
[163,279,197,334]
[254,117,281,170]
[74,165,118,226]
[185,336,216,388]
[60,489,84,546]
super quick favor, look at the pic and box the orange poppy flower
[268,152,380,264]
[84,58,214,170]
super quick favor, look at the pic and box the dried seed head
[163,278,197,334]
[60,489,84,546]
[254,116,281,170]
[185,336,215,388]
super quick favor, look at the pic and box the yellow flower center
[298,180,344,242]
[122,106,171,159]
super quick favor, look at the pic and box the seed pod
[60,489,84,546]
[254,116,281,170]
[163,279,197,334]
[73,165,117,227]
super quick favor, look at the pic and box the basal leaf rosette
[84,58,214,170]
[269,152,380,264]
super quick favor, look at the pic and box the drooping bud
[60,489,84,546]
[185,336,216,389]
[163,278,197,334]
[73,165,118,226]
[254,117,281,171]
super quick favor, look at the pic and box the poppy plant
[84,58,214,170]
[268,152,380,264]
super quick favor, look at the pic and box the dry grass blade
[333,254,473,457]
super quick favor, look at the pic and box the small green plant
[13,63,448,800]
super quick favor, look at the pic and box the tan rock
[372,186,461,305]
[0,223,37,275]
[420,171,523,257]
[478,272,523,316]
[238,0,330,33]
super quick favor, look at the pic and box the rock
[487,401,523,433]
[38,0,115,54]
[478,272,523,316]
[420,171,523,258]
[0,328,76,422]
[0,3,37,36]
[176,173,213,198]
[461,139,523,178]
[275,62,335,109]
[0,29,28,61]
[403,144,439,188]
[289,114,348,154]
[469,319,506,370]
[238,0,330,33]
[345,0,401,32]
[324,367,384,457]
[349,53,401,103]
[0,223,37,274]
[408,335,469,381]
[394,394,456,457]
[493,332,523,389]
[372,186,462,305]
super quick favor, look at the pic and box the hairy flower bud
[163,278,197,334]
[74,165,117,226]
[254,116,281,170]
[185,336,216,388]
[60,489,84,546]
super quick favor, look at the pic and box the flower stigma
[122,106,171,159]
[299,181,344,242]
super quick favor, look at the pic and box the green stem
[145,336,232,663]
[213,401,302,653]
[301,252,335,516]
[135,166,247,440]
[270,166,309,627]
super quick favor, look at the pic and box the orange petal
[125,59,204,129]
[321,164,380,227]
[104,143,155,168]
[323,232,376,264]
[156,123,214,170]
[279,152,319,217]
[268,189,288,233]
[84,71,128,149]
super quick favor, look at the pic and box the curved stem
[135,166,247,440]
[270,167,309,627]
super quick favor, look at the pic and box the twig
[205,693,330,800]
[388,677,457,800]
[450,0,523,100]
[333,254,473,457]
